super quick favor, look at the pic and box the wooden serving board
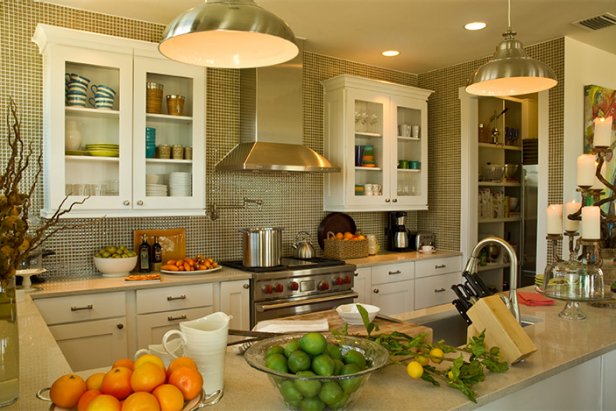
[284,309,433,342]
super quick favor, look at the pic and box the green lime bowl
[244,333,389,410]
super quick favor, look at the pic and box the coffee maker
[386,211,412,251]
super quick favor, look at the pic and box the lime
[300,396,326,411]
[326,343,343,360]
[343,349,366,369]
[300,333,327,356]
[284,340,302,357]
[339,363,363,394]
[265,353,288,373]
[429,347,444,364]
[318,381,344,406]
[294,371,322,397]
[279,379,304,403]
[333,359,345,375]
[288,350,312,373]
[329,392,350,410]
[266,345,285,357]
[312,354,335,376]
[406,361,424,379]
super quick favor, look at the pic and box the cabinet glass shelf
[146,158,192,165]
[146,113,192,122]
[478,142,522,151]
[66,106,119,117]
[398,169,421,173]
[65,155,119,162]
[397,136,420,141]
[478,181,521,187]
[355,131,382,138]
[355,166,382,171]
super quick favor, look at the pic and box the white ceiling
[38,0,616,74]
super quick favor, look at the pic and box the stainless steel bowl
[504,164,519,180]
[481,164,504,181]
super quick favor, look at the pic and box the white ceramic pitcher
[162,312,232,395]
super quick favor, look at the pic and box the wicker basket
[324,232,369,259]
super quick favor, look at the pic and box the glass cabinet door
[391,94,428,207]
[132,56,205,212]
[347,90,389,206]
[47,46,133,216]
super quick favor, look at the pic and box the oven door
[252,291,358,327]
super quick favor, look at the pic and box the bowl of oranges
[244,332,389,410]
[38,353,222,410]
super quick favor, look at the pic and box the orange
[112,357,134,371]
[134,353,165,371]
[168,366,203,401]
[100,366,133,400]
[166,356,198,378]
[86,372,105,391]
[343,232,354,240]
[153,384,185,411]
[49,373,87,408]
[77,389,100,411]
[85,393,121,411]
[122,392,161,411]
[335,232,344,240]
[131,361,166,392]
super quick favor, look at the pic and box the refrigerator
[520,164,538,286]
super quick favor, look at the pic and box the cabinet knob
[385,199,391,203]
[388,270,402,275]
[167,314,187,322]
[123,200,130,206]
[434,288,446,293]
[373,289,379,294]
[116,323,124,330]
[167,295,187,301]
[392,198,397,203]
[70,304,93,311]
[435,264,446,269]
[137,200,144,206]
[243,283,250,289]
[354,271,359,276]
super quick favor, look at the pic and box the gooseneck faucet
[464,236,520,323]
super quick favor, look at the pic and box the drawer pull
[373,289,380,294]
[167,295,187,301]
[242,283,250,289]
[434,288,446,293]
[70,304,93,311]
[388,270,402,275]
[168,315,187,322]
[116,323,124,330]
[435,264,446,269]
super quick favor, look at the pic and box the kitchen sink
[415,310,539,347]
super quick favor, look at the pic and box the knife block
[466,294,536,364]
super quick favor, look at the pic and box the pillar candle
[547,204,563,235]
[593,116,613,147]
[592,162,607,190]
[581,206,601,240]
[577,154,596,187]
[564,200,581,232]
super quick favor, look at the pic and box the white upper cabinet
[33,24,205,218]
[322,75,433,211]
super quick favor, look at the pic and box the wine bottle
[139,234,151,273]
[151,236,163,272]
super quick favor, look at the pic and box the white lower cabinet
[34,291,128,371]
[414,272,461,310]
[219,280,250,331]
[135,283,214,348]
[372,280,415,315]
[353,267,372,305]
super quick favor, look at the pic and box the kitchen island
[10,287,616,410]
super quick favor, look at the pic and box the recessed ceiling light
[465,21,487,31]
[382,50,400,57]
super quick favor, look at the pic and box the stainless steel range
[222,257,357,327]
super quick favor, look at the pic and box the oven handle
[256,292,358,312]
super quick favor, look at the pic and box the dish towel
[517,291,554,306]
[252,318,329,333]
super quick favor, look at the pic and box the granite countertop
[12,287,616,410]
[347,249,462,267]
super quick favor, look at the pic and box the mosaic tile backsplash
[1,1,564,280]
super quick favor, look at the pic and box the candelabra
[542,116,613,320]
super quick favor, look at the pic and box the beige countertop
[346,249,462,267]
[12,285,616,410]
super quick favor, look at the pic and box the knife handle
[472,272,492,296]
[451,285,472,310]
[452,299,473,325]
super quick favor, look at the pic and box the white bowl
[336,303,380,325]
[93,256,138,277]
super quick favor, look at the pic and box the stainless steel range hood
[215,46,339,173]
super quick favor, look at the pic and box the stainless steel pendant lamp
[466,0,557,96]
[159,0,298,68]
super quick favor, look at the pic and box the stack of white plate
[169,172,192,197]
[146,183,168,197]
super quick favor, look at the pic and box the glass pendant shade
[466,31,557,97]
[159,0,298,68]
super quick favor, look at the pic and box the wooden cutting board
[284,309,433,342]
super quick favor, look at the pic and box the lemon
[406,361,424,379]
[429,347,444,364]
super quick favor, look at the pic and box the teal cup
[409,160,421,169]
[398,160,410,169]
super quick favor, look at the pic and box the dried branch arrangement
[0,99,86,284]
